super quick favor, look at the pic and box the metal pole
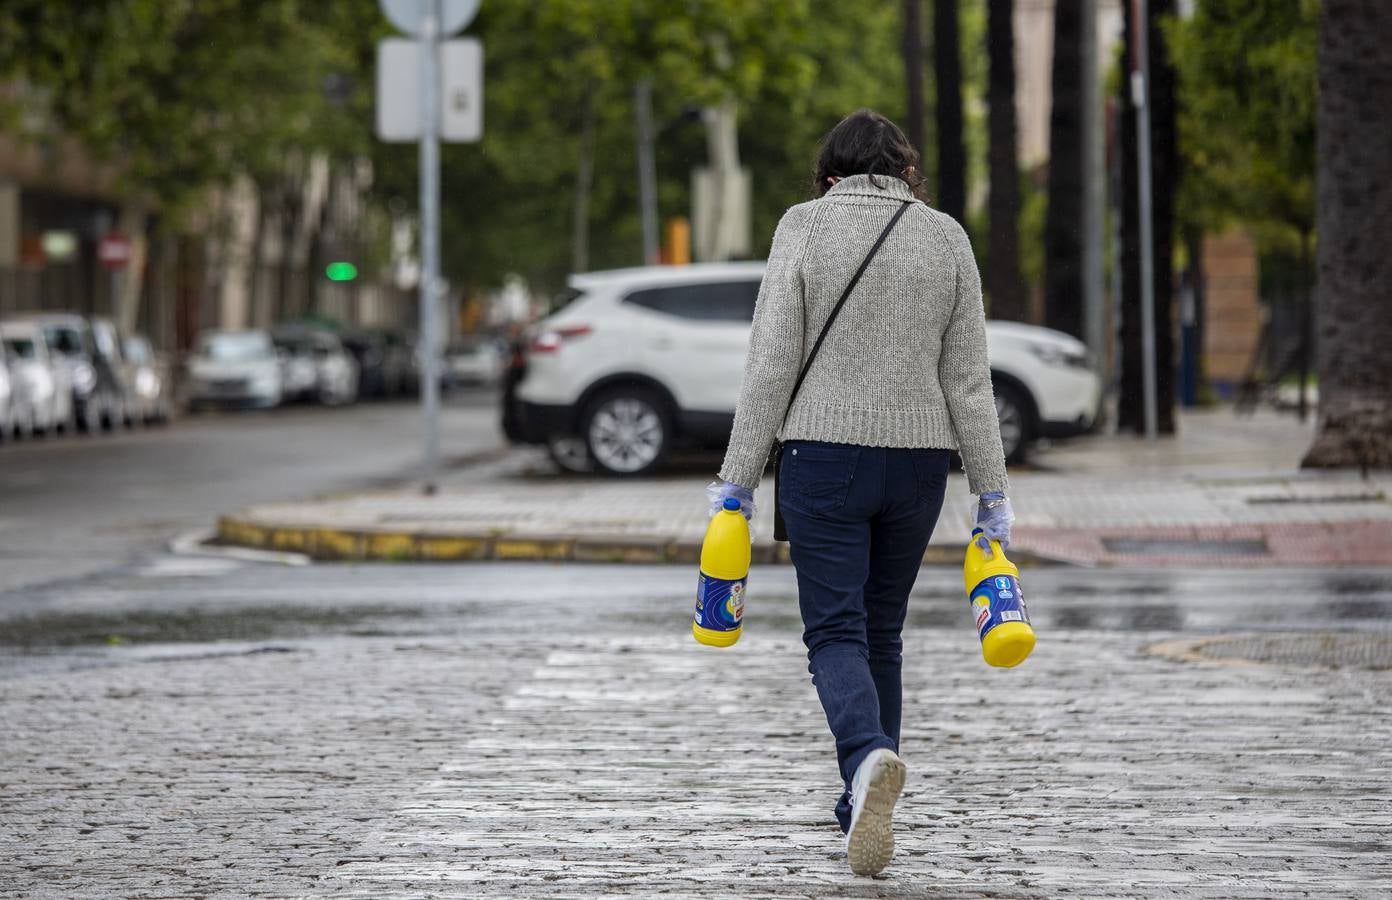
[1132,0,1158,440]
[419,0,442,490]
[635,79,660,266]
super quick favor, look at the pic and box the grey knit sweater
[718,174,1009,495]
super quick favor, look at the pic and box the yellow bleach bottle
[693,498,751,647]
[964,528,1036,667]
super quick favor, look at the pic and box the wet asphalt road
[0,391,504,594]
[3,558,1390,680]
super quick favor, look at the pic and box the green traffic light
[325,261,358,282]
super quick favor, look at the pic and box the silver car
[122,333,171,424]
[186,330,284,410]
[0,339,15,439]
[5,312,125,432]
[273,327,359,406]
[0,321,74,436]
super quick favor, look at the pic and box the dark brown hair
[812,109,928,201]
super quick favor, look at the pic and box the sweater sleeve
[717,203,817,489]
[937,215,1010,495]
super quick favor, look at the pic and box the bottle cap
[723,498,742,511]
[971,527,984,537]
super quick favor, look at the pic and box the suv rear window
[624,280,759,322]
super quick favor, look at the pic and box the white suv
[509,263,1100,476]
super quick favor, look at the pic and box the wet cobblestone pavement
[2,563,1390,897]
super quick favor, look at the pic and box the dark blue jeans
[779,440,950,833]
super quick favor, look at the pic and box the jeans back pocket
[782,442,860,515]
[908,448,951,501]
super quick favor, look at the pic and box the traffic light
[325,262,358,282]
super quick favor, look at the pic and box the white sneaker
[845,748,906,876]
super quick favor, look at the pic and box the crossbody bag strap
[779,200,913,429]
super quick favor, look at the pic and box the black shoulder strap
[780,200,912,427]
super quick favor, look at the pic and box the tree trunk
[277,187,301,324]
[902,0,926,159]
[115,202,149,336]
[247,183,270,330]
[1043,0,1085,339]
[1116,0,1178,435]
[1117,6,1142,432]
[1151,0,1178,433]
[572,96,595,274]
[933,0,965,223]
[987,0,1027,321]
[1302,0,1392,471]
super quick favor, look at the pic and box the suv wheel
[992,378,1034,464]
[582,388,670,476]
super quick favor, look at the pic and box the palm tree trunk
[933,0,965,223]
[1116,0,1178,435]
[1151,0,1178,434]
[1043,0,1085,339]
[986,0,1027,321]
[1301,0,1392,470]
[902,0,926,159]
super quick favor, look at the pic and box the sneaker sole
[846,754,906,876]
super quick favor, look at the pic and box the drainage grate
[1155,632,1392,671]
[1102,537,1269,557]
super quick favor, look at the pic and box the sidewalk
[215,408,1392,567]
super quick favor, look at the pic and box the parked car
[383,327,419,395]
[186,329,284,409]
[89,316,136,427]
[0,338,16,439]
[272,327,359,405]
[342,330,391,399]
[0,320,74,436]
[272,328,321,401]
[4,312,123,432]
[505,263,1101,476]
[443,335,505,388]
[121,333,171,424]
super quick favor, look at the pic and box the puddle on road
[0,603,429,649]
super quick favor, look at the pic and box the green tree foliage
[1168,0,1318,250]
[0,0,377,219]
[395,0,902,292]
[1,0,910,293]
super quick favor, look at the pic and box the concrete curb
[213,515,1064,567]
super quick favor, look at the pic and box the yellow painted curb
[417,535,491,561]
[213,515,1065,566]
[493,537,575,561]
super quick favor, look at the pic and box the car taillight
[530,325,592,353]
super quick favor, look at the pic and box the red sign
[98,233,132,269]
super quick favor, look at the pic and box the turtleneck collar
[823,173,916,202]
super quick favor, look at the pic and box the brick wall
[1202,230,1261,389]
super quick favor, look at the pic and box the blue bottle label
[695,572,746,632]
[970,574,1030,640]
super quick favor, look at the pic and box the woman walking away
[709,109,1014,877]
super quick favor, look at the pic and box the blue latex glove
[706,480,755,519]
[974,491,1015,559]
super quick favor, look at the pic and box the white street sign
[376,38,483,143]
[439,39,483,142]
[379,0,480,37]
